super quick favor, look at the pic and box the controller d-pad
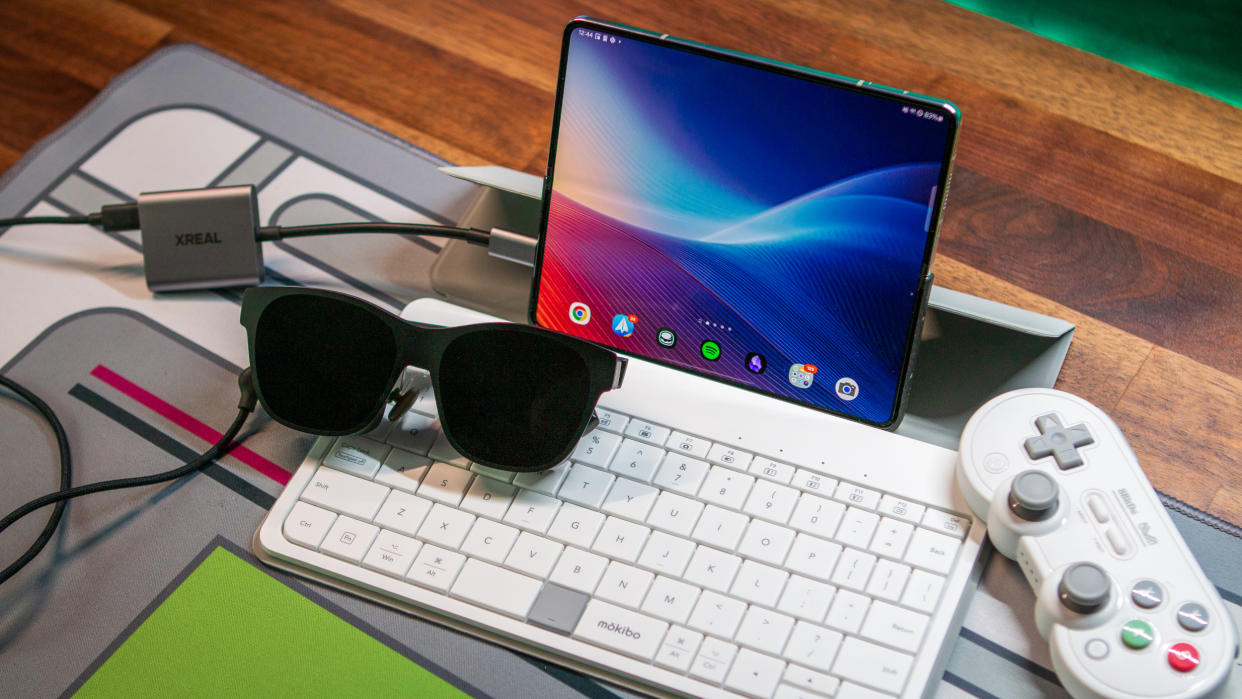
[1025,414,1094,469]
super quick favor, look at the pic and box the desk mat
[0,45,1239,698]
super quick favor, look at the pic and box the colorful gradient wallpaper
[535,26,956,424]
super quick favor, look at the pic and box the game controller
[957,388,1238,699]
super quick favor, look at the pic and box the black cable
[0,369,258,585]
[255,221,491,245]
[0,215,92,227]
[0,375,72,586]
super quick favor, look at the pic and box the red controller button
[1167,643,1201,672]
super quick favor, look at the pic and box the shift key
[574,599,668,661]
[302,466,389,520]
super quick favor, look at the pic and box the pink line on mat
[90,364,292,485]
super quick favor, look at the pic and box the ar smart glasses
[240,287,626,472]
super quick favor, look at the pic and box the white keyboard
[257,398,979,698]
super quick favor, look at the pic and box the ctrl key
[284,501,337,548]
[573,599,668,661]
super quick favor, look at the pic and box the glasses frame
[240,286,627,470]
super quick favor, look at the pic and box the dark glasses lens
[253,294,396,432]
[438,328,593,471]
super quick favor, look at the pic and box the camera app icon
[835,377,859,401]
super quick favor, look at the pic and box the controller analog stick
[1008,470,1059,521]
[1059,562,1111,615]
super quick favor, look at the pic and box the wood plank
[0,44,96,158]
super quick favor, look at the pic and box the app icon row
[569,301,858,399]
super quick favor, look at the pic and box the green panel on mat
[74,547,467,698]
[944,0,1242,107]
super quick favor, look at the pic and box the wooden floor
[2,0,1241,524]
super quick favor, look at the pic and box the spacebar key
[573,599,668,661]
[450,559,543,618]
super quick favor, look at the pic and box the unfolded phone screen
[533,21,958,427]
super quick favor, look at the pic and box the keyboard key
[594,408,629,433]
[417,462,474,506]
[549,547,608,594]
[417,503,476,549]
[833,482,881,511]
[736,606,795,655]
[411,387,437,417]
[574,599,668,661]
[684,545,742,592]
[362,529,421,578]
[788,494,846,539]
[608,438,665,482]
[558,464,615,509]
[503,489,561,533]
[301,466,389,521]
[782,665,841,698]
[777,575,835,622]
[831,636,913,695]
[687,590,747,638]
[707,443,752,469]
[284,501,336,549]
[837,682,894,699]
[601,477,659,521]
[547,503,606,549]
[652,453,710,496]
[836,507,880,549]
[725,648,787,699]
[407,544,465,592]
[470,462,516,483]
[825,589,871,634]
[645,491,705,537]
[505,531,564,578]
[785,533,843,582]
[592,516,650,563]
[904,528,959,574]
[385,412,439,455]
[451,558,543,619]
[743,481,800,524]
[737,519,797,566]
[869,517,914,559]
[731,560,789,607]
[690,636,738,684]
[831,547,877,591]
[784,621,845,673]
[459,517,520,564]
[623,419,671,445]
[641,575,701,624]
[749,456,795,484]
[374,450,432,492]
[900,569,946,613]
[665,431,710,459]
[322,435,388,479]
[877,494,925,525]
[691,504,748,550]
[373,490,434,537]
[528,583,591,635]
[513,464,569,496]
[428,432,470,468]
[921,509,970,538]
[571,430,623,469]
[860,600,929,653]
[866,559,912,602]
[636,530,696,577]
[700,466,755,510]
[460,476,517,520]
[656,626,704,672]
[319,516,379,563]
[790,469,837,496]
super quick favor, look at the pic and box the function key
[833,482,881,510]
[666,431,711,458]
[1129,580,1164,609]
[1177,602,1210,632]
[791,468,837,495]
[624,419,672,445]
[878,495,926,524]
[594,408,630,433]
[921,509,970,538]
[1167,642,1201,673]
[706,443,752,469]
[322,435,389,479]
[750,457,796,484]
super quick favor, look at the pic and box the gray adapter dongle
[137,185,263,292]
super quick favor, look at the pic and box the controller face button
[1167,642,1201,672]
[1121,619,1156,649]
[1177,603,1210,632]
[1059,562,1111,615]
[1024,413,1094,470]
[1085,638,1110,660]
[1008,470,1059,522]
[1130,580,1164,609]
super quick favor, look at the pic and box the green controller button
[1121,619,1156,649]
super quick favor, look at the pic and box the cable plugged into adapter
[1,184,538,291]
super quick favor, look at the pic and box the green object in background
[75,547,467,698]
[944,0,1242,108]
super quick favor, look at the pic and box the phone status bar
[577,28,621,45]
[901,105,944,122]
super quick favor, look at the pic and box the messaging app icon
[788,363,817,389]
[612,313,637,338]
